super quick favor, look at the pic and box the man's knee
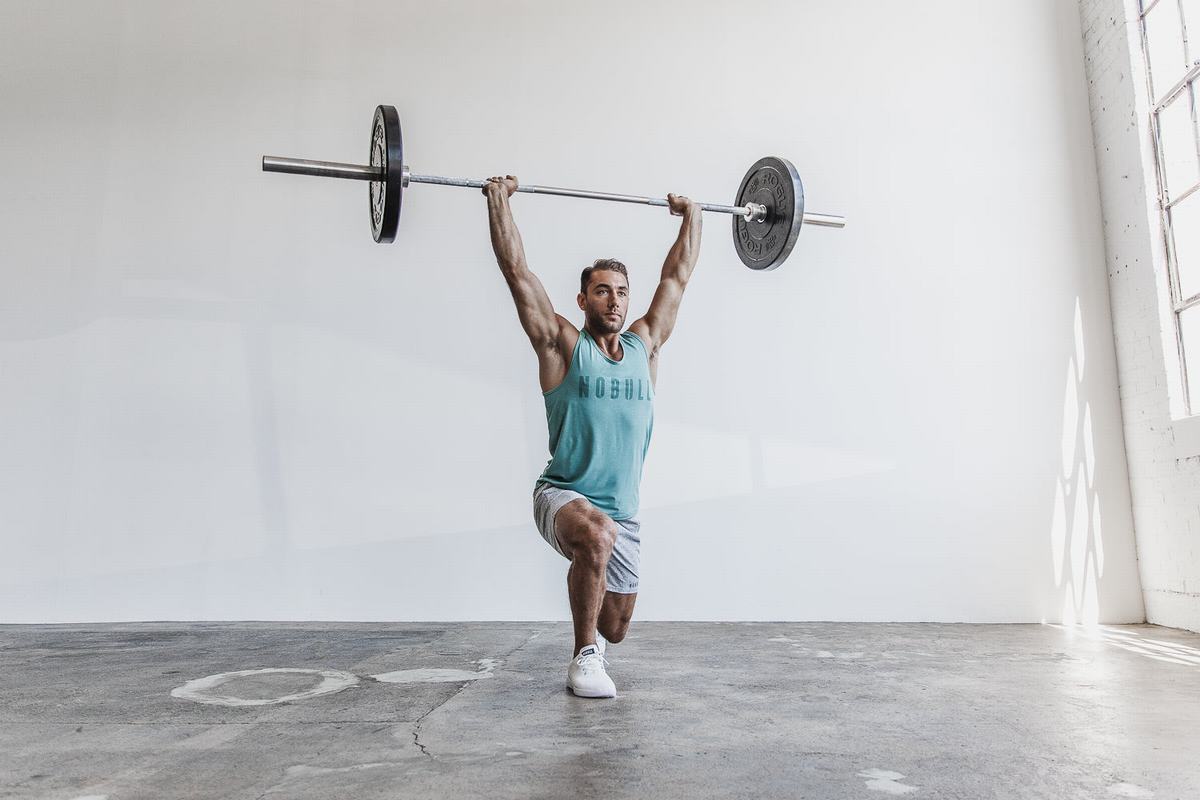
[576,519,617,562]
[561,506,617,563]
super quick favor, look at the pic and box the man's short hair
[581,259,629,294]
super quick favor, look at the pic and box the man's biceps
[647,293,683,321]
[651,280,685,309]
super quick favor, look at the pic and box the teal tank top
[537,329,655,520]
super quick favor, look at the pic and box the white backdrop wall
[0,0,1145,623]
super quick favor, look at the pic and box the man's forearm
[487,189,527,272]
[662,208,702,283]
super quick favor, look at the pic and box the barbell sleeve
[262,156,382,181]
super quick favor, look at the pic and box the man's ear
[577,293,585,310]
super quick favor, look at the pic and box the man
[483,174,701,699]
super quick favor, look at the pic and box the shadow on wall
[1049,298,1107,626]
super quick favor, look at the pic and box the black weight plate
[732,156,804,270]
[369,105,403,243]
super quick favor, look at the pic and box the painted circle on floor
[170,668,360,707]
[371,667,494,683]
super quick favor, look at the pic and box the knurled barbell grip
[406,172,759,218]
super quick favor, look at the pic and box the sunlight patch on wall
[1051,299,1104,626]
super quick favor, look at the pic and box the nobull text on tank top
[538,329,655,520]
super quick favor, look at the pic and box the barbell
[261,105,845,270]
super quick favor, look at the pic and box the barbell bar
[261,105,845,270]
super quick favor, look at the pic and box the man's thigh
[553,497,613,561]
[532,484,642,594]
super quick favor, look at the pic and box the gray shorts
[532,482,641,594]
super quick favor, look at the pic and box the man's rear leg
[598,591,637,644]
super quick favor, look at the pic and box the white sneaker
[595,631,607,657]
[567,644,616,698]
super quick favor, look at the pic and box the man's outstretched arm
[484,175,562,350]
[485,175,529,272]
[630,194,702,353]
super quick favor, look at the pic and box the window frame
[1138,0,1200,455]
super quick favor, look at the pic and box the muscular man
[483,174,701,699]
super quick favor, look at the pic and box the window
[1139,0,1200,413]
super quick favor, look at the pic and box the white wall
[1080,0,1200,632]
[0,0,1145,623]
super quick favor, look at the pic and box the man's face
[579,270,629,333]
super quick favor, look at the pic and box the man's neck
[587,326,623,357]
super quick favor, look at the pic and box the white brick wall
[1080,0,1200,631]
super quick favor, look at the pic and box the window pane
[1157,86,1199,200]
[1183,0,1200,55]
[1147,0,1189,102]
[1173,193,1200,300]
[1180,305,1200,412]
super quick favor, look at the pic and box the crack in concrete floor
[410,629,542,760]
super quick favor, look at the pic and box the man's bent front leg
[566,559,608,655]
[554,499,618,656]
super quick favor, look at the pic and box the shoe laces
[575,652,610,675]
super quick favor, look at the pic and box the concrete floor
[1,622,1198,800]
